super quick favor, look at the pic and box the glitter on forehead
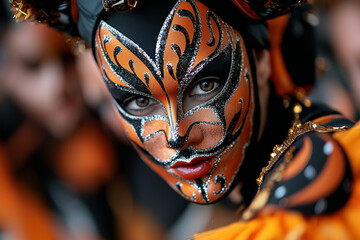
[95,0,256,204]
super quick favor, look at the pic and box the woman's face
[2,23,84,138]
[95,0,255,203]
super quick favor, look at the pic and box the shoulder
[264,113,355,214]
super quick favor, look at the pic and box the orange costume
[0,106,117,239]
[7,0,360,239]
[195,121,360,240]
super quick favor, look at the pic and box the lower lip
[171,158,215,180]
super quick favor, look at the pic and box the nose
[166,123,204,150]
[167,131,186,149]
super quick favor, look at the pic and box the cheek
[144,133,176,160]
[119,117,144,147]
[8,78,50,114]
[224,76,251,133]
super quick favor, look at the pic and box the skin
[329,1,360,118]
[95,0,271,204]
[1,23,84,139]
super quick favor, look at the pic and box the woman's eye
[126,96,153,110]
[21,57,41,71]
[122,95,164,116]
[189,78,220,96]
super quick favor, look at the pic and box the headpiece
[8,0,311,97]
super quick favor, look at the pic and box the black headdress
[8,0,313,97]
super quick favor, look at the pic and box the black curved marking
[144,72,150,86]
[176,182,196,201]
[213,174,227,195]
[227,99,243,135]
[190,10,224,76]
[143,120,221,151]
[177,9,196,25]
[266,133,353,214]
[205,11,217,47]
[166,62,176,81]
[171,43,182,59]
[195,178,209,203]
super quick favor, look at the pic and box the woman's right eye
[126,96,152,110]
[122,95,161,116]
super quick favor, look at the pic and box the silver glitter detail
[98,22,159,88]
[103,21,161,78]
[96,0,255,203]
[175,181,197,201]
[213,174,227,195]
[155,0,183,77]
[202,154,222,200]
[244,67,249,82]
[103,34,111,43]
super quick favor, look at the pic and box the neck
[240,86,293,205]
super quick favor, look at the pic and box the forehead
[104,0,179,60]
[6,24,69,60]
[95,0,243,102]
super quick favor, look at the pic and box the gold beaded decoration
[237,100,349,221]
[9,0,60,24]
[102,0,139,12]
[256,103,349,192]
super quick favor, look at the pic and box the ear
[253,49,271,90]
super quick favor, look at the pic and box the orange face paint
[95,0,255,203]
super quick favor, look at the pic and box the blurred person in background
[328,0,360,120]
[5,0,360,239]
[310,0,360,121]
[0,21,119,240]
[0,16,225,240]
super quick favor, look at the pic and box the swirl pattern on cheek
[95,0,255,203]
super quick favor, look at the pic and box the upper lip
[170,156,215,168]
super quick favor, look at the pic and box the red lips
[171,156,215,180]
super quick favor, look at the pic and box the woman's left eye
[189,78,220,96]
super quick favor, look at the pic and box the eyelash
[188,77,222,97]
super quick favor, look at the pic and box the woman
[8,0,360,239]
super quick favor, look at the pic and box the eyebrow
[104,74,154,103]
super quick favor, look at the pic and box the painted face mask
[95,0,255,204]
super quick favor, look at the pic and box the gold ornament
[240,99,349,221]
[256,105,348,192]
[102,0,139,12]
[9,0,60,24]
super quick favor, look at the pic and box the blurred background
[0,1,235,240]
[0,0,359,240]
[308,0,360,121]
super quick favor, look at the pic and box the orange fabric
[267,14,297,97]
[71,0,79,24]
[53,118,116,193]
[287,134,346,207]
[231,0,261,20]
[282,136,312,181]
[0,144,58,240]
[313,114,348,125]
[194,122,360,240]
[0,117,116,239]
